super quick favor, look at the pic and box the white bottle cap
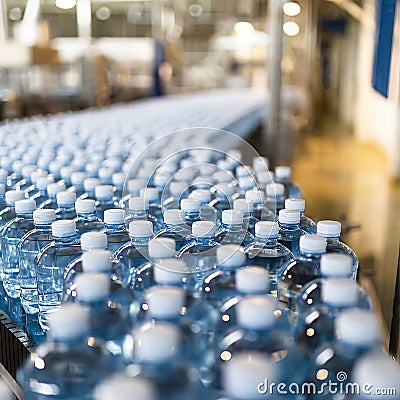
[15,199,36,214]
[236,165,252,178]
[299,234,326,254]
[112,172,126,187]
[353,351,400,399]
[279,209,300,225]
[233,199,253,213]
[47,182,67,197]
[98,167,112,182]
[154,173,169,188]
[213,171,234,183]
[223,352,276,400]
[180,198,201,212]
[275,165,291,179]
[75,273,110,302]
[33,209,56,225]
[336,308,382,346]
[192,221,216,238]
[217,244,246,269]
[75,199,96,214]
[253,156,269,172]
[82,250,113,273]
[95,185,114,200]
[104,209,125,225]
[56,191,76,206]
[127,179,146,194]
[145,286,185,319]
[163,209,185,226]
[266,182,285,197]
[5,190,25,205]
[129,196,149,211]
[255,221,279,239]
[71,171,87,186]
[198,164,216,176]
[129,220,153,238]
[133,322,180,363]
[245,189,265,205]
[84,178,102,192]
[169,181,187,198]
[285,198,306,212]
[0,379,13,400]
[140,188,159,202]
[22,165,36,179]
[31,169,48,184]
[49,303,89,341]
[256,170,274,185]
[238,176,255,191]
[60,166,74,181]
[317,220,342,238]
[153,258,187,285]
[237,295,277,330]
[94,376,155,400]
[322,278,358,306]
[222,209,243,225]
[193,176,214,188]
[37,176,54,191]
[12,160,23,173]
[236,267,270,293]
[148,238,176,258]
[81,232,108,251]
[214,183,235,198]
[175,168,195,182]
[190,189,211,203]
[320,253,353,277]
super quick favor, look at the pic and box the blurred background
[0,0,399,338]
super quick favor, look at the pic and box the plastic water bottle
[25,170,49,198]
[103,209,130,254]
[209,183,236,221]
[277,209,306,257]
[39,181,67,209]
[18,209,56,314]
[245,189,275,222]
[112,172,126,201]
[140,188,163,223]
[202,245,247,307]
[215,210,254,246]
[94,374,155,400]
[0,191,25,234]
[69,171,87,198]
[307,309,382,398]
[55,191,77,220]
[285,198,317,234]
[7,160,23,189]
[190,189,217,224]
[30,176,54,204]
[256,170,274,187]
[95,185,118,220]
[81,177,102,200]
[73,273,131,366]
[162,181,189,210]
[180,198,201,227]
[2,199,36,299]
[245,221,294,294]
[277,234,327,310]
[274,166,302,199]
[233,199,258,235]
[238,176,256,193]
[265,182,286,214]
[119,178,146,209]
[0,169,8,186]
[14,165,36,192]
[125,197,163,233]
[64,231,108,288]
[74,199,105,238]
[18,303,113,399]
[36,220,82,331]
[294,278,371,355]
[178,221,219,284]
[317,220,359,278]
[115,220,154,276]
[0,185,7,212]
[296,253,355,314]
[128,322,203,400]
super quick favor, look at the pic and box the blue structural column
[372,0,397,98]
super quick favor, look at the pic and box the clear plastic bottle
[215,210,254,247]
[80,177,102,200]
[17,303,113,400]
[103,209,130,254]
[277,209,306,257]
[74,199,105,238]
[245,221,294,294]
[30,176,54,205]
[274,165,302,199]
[69,171,87,198]
[265,182,286,214]
[55,191,77,220]
[154,209,192,250]
[317,220,359,278]
[140,188,163,223]
[245,189,275,222]
[189,189,217,224]
[2,199,36,299]
[277,234,327,310]
[36,220,82,331]
[125,197,163,233]
[209,183,236,221]
[39,181,66,209]
[18,209,56,315]
[162,181,189,210]
[180,198,201,228]
[95,185,118,220]
[112,172,126,201]
[119,178,146,209]
[25,170,49,198]
[285,198,317,234]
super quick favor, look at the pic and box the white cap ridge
[153,258,187,285]
[192,221,216,238]
[33,209,56,225]
[285,198,306,212]
[71,171,87,186]
[148,238,176,258]
[299,234,327,254]
[190,189,211,203]
[95,185,114,200]
[322,278,359,307]
[75,199,96,214]
[81,232,108,251]
[15,199,35,214]
[145,286,185,319]
[245,189,265,205]
[336,308,382,347]
[104,209,125,225]
[279,209,300,225]
[317,220,341,238]
[320,253,353,277]
[127,179,146,195]
[236,267,270,294]
[266,182,285,197]
[222,209,243,225]
[84,178,102,192]
[47,182,67,197]
[255,221,279,239]
[82,250,113,273]
[75,273,111,302]
[129,197,149,211]
[94,376,155,400]
[56,191,76,206]
[163,209,185,225]
[129,220,153,238]
[51,220,76,238]
[237,296,277,330]
[5,190,25,205]
[180,198,201,212]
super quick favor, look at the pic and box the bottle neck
[105,223,127,234]
[78,299,108,310]
[242,211,253,218]
[195,236,216,246]
[131,210,149,218]
[96,197,113,205]
[325,235,340,242]
[255,236,278,246]
[221,223,243,232]
[130,236,152,246]
[165,223,185,231]
[54,235,77,246]
[16,212,34,220]
[299,250,324,259]
[34,223,53,231]
[279,222,300,230]
[58,203,75,211]
[53,334,87,344]
[77,211,98,220]
[185,210,200,219]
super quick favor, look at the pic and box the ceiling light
[234,21,255,36]
[283,21,300,36]
[96,7,111,21]
[55,0,76,10]
[283,1,301,17]
[188,4,203,18]
[9,7,22,21]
